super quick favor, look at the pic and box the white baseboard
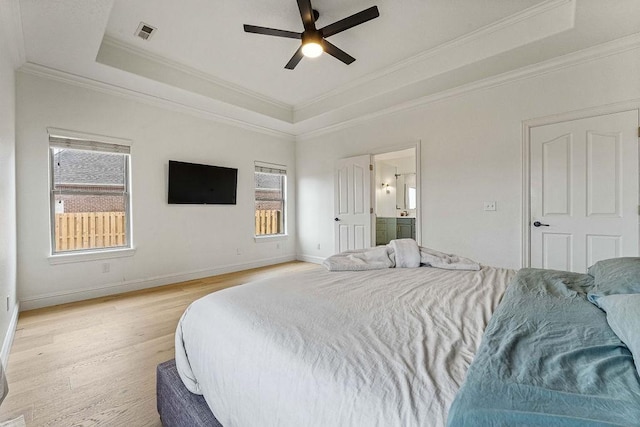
[19,255,297,311]
[1,302,19,368]
[296,254,325,264]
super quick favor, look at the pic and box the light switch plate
[484,201,497,211]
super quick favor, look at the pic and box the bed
[168,264,515,427]
[162,256,640,426]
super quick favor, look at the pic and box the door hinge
[638,127,640,137]
[370,208,374,214]
[369,164,373,171]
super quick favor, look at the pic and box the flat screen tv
[168,160,237,205]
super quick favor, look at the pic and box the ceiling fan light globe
[302,42,323,58]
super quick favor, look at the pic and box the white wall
[375,161,396,217]
[296,47,640,269]
[393,157,415,175]
[0,6,18,361]
[16,73,296,310]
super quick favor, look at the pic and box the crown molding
[293,0,575,119]
[295,32,640,140]
[101,35,291,111]
[0,0,26,67]
[18,62,296,141]
[17,29,640,142]
[98,35,293,123]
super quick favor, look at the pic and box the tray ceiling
[14,0,640,136]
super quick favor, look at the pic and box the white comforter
[175,265,515,427]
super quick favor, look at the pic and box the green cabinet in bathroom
[376,217,415,245]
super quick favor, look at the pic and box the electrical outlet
[102,263,110,273]
[317,244,321,250]
[483,201,497,211]
[236,248,242,255]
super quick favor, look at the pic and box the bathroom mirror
[396,173,416,210]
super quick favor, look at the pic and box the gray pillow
[587,257,640,304]
[596,294,640,379]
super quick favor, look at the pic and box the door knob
[334,217,340,221]
[533,221,549,227]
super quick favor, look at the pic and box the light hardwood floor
[0,261,317,426]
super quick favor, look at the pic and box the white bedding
[322,241,481,272]
[175,265,515,427]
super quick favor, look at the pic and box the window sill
[254,234,288,243]
[48,247,136,265]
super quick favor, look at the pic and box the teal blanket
[448,268,640,426]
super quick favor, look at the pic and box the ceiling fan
[243,0,380,70]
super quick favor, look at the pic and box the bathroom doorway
[373,147,418,246]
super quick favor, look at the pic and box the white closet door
[530,110,639,272]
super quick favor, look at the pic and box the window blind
[50,136,131,154]
[255,163,286,175]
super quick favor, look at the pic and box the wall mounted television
[168,160,238,205]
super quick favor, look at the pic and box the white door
[530,110,639,272]
[335,155,372,253]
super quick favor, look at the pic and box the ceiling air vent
[135,22,156,40]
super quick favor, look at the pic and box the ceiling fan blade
[321,40,355,65]
[285,46,304,70]
[320,6,379,38]
[243,25,302,39]
[297,0,316,30]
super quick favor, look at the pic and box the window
[254,163,286,237]
[50,133,131,254]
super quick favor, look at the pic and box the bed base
[156,359,222,427]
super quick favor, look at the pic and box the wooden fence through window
[55,212,126,251]
[255,209,281,236]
